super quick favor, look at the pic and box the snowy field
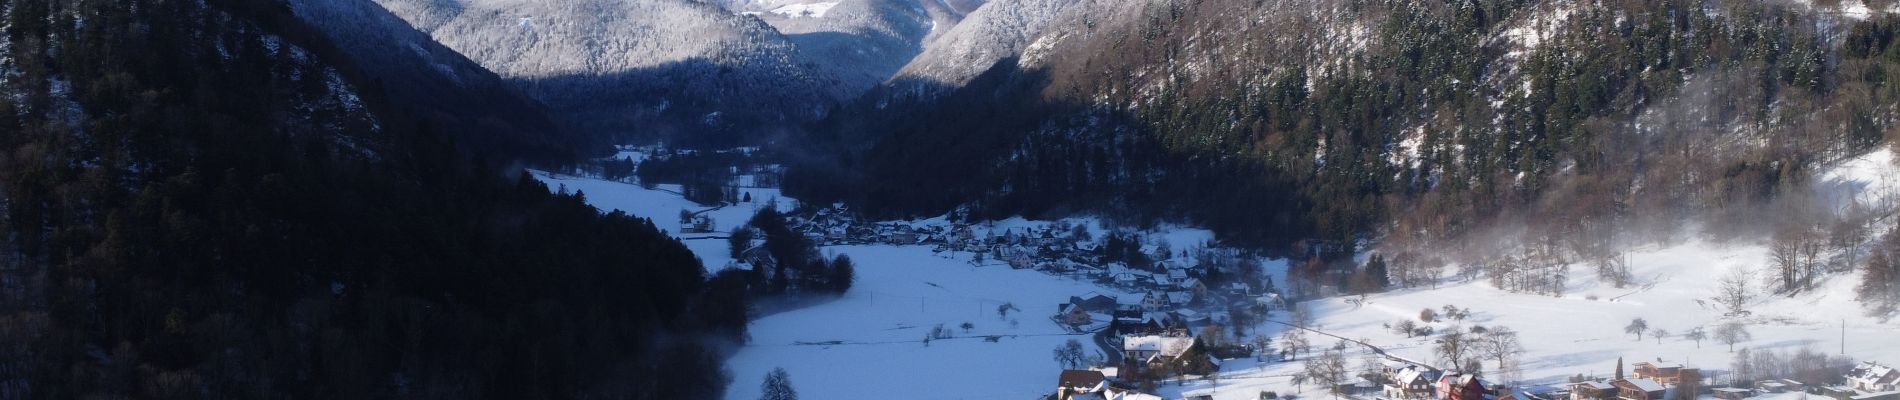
[724,245,1138,400]
[531,169,796,270]
[534,146,1899,400]
[1158,239,1900,400]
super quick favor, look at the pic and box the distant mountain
[373,0,843,146]
[885,0,1096,93]
[717,0,939,95]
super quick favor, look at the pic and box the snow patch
[768,1,839,18]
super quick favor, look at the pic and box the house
[1140,292,1171,312]
[1632,362,1684,385]
[1055,369,1108,398]
[1755,379,1804,393]
[1498,388,1546,400]
[1166,291,1192,306]
[1851,391,1900,400]
[1614,378,1666,400]
[1256,292,1290,310]
[1821,386,1860,400]
[1121,335,1195,364]
[1070,293,1119,312]
[1568,381,1619,400]
[1058,294,1118,326]
[1057,303,1095,326]
[1849,362,1900,392]
[1384,365,1440,399]
[1116,312,1183,337]
[680,214,715,233]
[1711,388,1754,400]
[1437,373,1487,400]
[1180,278,1209,300]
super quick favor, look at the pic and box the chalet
[1568,381,1619,400]
[1166,291,1192,306]
[1849,362,1900,393]
[1056,369,1108,397]
[1256,293,1290,310]
[1057,294,1118,326]
[1437,373,1487,400]
[1614,378,1666,400]
[680,214,715,233]
[1711,388,1754,400]
[1057,303,1095,326]
[1140,292,1171,312]
[1383,365,1440,399]
[1180,278,1209,300]
[1632,362,1684,385]
[1122,335,1195,364]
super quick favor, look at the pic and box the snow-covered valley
[535,146,1900,400]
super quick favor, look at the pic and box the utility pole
[1841,318,1846,355]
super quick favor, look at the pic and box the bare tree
[1304,349,1350,399]
[1652,329,1670,344]
[1625,318,1648,341]
[1436,331,1476,373]
[1282,328,1311,361]
[1685,326,1707,348]
[1715,268,1756,316]
[1393,319,1419,338]
[1716,322,1752,352]
[1054,339,1087,369]
[1477,327,1525,371]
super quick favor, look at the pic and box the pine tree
[1615,357,1624,380]
[760,368,798,400]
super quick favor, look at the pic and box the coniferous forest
[0,0,742,398]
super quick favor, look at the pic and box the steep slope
[720,0,942,95]
[885,0,1091,92]
[287,0,585,162]
[373,0,841,146]
[0,0,742,397]
[793,0,1900,257]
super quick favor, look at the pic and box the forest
[786,0,1900,297]
[0,0,744,398]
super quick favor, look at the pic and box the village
[694,202,1900,400]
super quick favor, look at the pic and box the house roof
[1058,370,1107,392]
[1122,335,1195,357]
[1619,378,1667,393]
[1571,381,1617,391]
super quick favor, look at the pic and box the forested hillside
[286,0,588,163]
[0,0,743,398]
[790,0,1900,263]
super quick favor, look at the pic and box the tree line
[0,0,745,397]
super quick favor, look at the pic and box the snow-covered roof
[1122,335,1194,357]
[1571,381,1616,391]
[1622,378,1666,392]
[1853,391,1900,400]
